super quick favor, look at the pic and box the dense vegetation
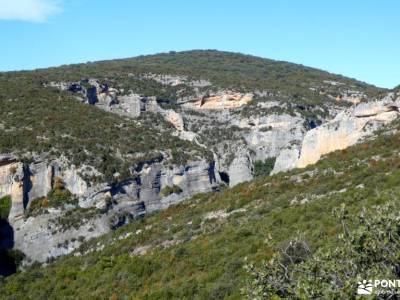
[1,116,400,298]
[50,50,382,96]
[10,50,386,108]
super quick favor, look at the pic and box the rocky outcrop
[27,162,53,201]
[271,148,300,174]
[1,154,218,263]
[12,212,110,263]
[185,92,253,109]
[109,93,142,118]
[0,158,87,222]
[48,80,145,117]
[161,109,184,131]
[61,170,86,197]
[240,114,305,161]
[227,148,252,187]
[47,80,187,131]
[291,100,398,169]
[47,80,309,179]
[141,73,211,87]
[180,106,307,187]
[0,155,24,220]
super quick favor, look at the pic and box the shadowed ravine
[0,219,16,277]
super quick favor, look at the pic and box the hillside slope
[2,117,400,298]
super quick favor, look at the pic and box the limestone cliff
[227,148,252,187]
[297,100,399,168]
[271,149,300,175]
[0,155,24,220]
[1,154,218,263]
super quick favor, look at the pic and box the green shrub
[252,157,276,178]
[0,195,11,220]
[26,179,76,217]
[160,185,183,197]
[52,207,101,232]
[47,178,76,207]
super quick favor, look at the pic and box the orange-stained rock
[186,92,253,110]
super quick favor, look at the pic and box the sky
[0,0,399,88]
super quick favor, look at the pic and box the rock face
[297,100,399,168]
[110,93,142,118]
[240,114,305,161]
[27,162,53,202]
[270,96,400,175]
[0,155,24,220]
[61,167,88,197]
[0,158,87,222]
[271,148,300,174]
[1,154,218,263]
[46,80,310,188]
[47,80,187,132]
[160,109,184,131]
[177,102,308,187]
[12,212,110,263]
[227,148,252,187]
[185,92,253,109]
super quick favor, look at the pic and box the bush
[47,178,76,207]
[160,185,183,197]
[0,196,11,220]
[244,202,400,299]
[25,179,76,217]
[252,157,276,178]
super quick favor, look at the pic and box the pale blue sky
[0,0,399,88]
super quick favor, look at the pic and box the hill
[0,50,399,299]
[1,118,400,299]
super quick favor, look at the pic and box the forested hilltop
[14,49,386,105]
